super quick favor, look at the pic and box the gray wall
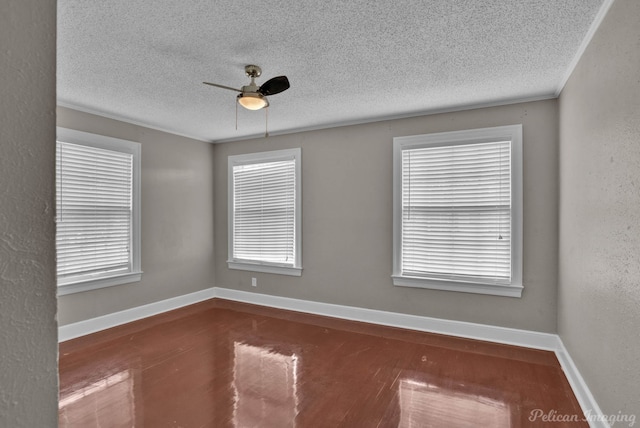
[215,100,559,333]
[559,0,640,417]
[57,107,216,325]
[0,1,58,426]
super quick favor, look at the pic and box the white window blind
[55,128,141,295]
[228,148,301,276]
[56,141,133,280]
[401,141,511,283]
[392,125,522,297]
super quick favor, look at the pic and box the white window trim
[227,148,302,277]
[56,127,142,296]
[392,125,523,298]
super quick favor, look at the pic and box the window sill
[228,261,302,277]
[392,275,522,298]
[57,271,143,296]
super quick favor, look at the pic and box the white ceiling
[57,0,608,143]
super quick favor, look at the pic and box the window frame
[227,148,302,276]
[392,125,523,298]
[56,127,142,296]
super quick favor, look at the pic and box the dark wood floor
[59,298,586,427]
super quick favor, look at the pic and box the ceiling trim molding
[554,0,616,97]
[212,93,557,143]
[60,93,556,145]
[56,100,212,143]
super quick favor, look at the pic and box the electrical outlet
[251,277,257,287]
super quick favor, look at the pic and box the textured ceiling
[57,0,607,142]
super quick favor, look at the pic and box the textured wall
[215,100,559,332]
[0,1,58,426]
[559,0,640,417]
[57,107,216,325]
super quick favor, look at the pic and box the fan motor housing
[245,65,262,78]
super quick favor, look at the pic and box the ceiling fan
[203,65,290,111]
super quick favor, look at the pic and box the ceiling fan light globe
[237,93,268,110]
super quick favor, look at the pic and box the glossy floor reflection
[59,299,587,427]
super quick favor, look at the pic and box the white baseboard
[213,287,560,350]
[57,286,607,428]
[58,287,217,342]
[555,341,609,428]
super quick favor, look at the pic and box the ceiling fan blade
[258,76,290,96]
[203,82,241,92]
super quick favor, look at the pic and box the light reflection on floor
[233,341,299,428]
[398,377,511,428]
[59,369,135,427]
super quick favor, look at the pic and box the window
[228,148,302,276]
[56,128,141,295]
[392,125,522,297]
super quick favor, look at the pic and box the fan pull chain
[265,107,269,138]
[235,99,238,131]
